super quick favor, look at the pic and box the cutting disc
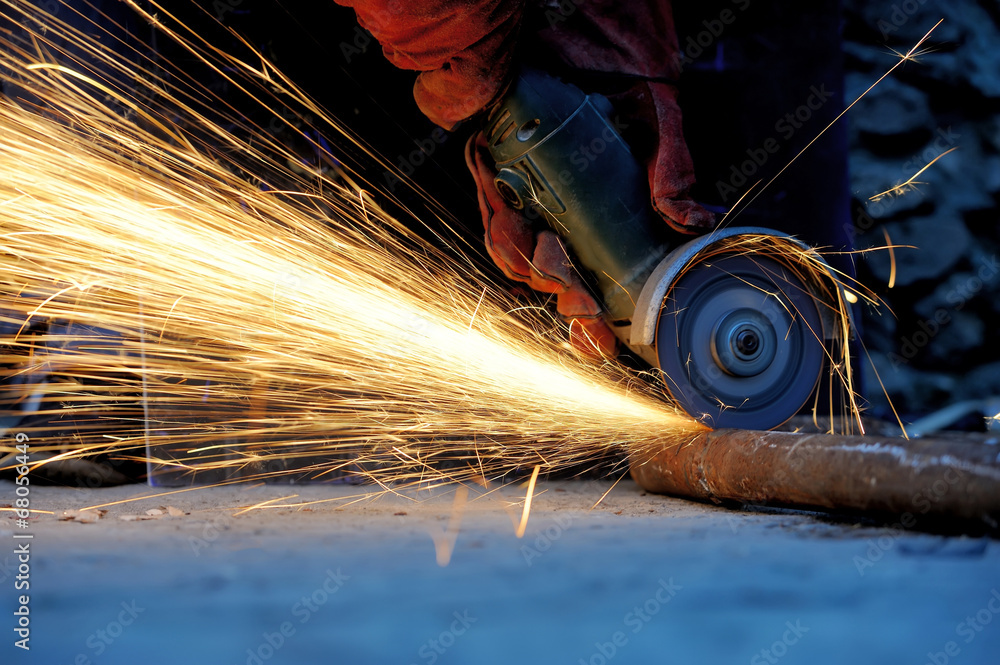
[655,253,825,430]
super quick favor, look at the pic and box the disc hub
[655,253,825,430]
[712,308,777,377]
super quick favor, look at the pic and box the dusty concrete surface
[2,479,998,665]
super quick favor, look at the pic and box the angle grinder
[486,68,842,430]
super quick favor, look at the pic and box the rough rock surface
[844,0,1000,425]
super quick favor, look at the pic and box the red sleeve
[334,0,525,129]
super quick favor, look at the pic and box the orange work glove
[465,132,619,358]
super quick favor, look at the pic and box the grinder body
[486,69,835,429]
[487,69,670,330]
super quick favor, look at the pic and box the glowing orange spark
[233,494,300,516]
[869,147,958,203]
[432,486,468,567]
[0,0,856,501]
[882,227,897,289]
[590,472,627,510]
[515,465,541,538]
[722,19,945,226]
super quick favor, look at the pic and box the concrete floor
[2,479,998,665]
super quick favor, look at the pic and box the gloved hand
[465,131,619,357]
[334,0,715,358]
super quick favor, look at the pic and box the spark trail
[0,1,705,488]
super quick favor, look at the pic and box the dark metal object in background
[673,0,851,267]
[630,429,1000,527]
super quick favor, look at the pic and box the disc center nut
[712,308,778,377]
[734,328,761,359]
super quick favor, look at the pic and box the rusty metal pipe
[630,429,1000,525]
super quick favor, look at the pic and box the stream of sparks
[0,0,707,489]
